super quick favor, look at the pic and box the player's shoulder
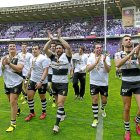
[88,53,94,58]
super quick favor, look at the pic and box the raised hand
[129,46,139,57]
[135,44,140,57]
[2,56,7,66]
[95,55,101,65]
[103,53,107,62]
[57,28,61,39]
[2,56,10,66]
[47,30,53,40]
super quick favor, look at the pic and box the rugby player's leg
[134,94,140,135]
[47,82,56,107]
[73,72,80,99]
[100,95,107,117]
[91,94,99,127]
[122,96,132,140]
[6,93,19,132]
[25,90,35,121]
[53,95,66,133]
[79,73,86,100]
[39,93,47,119]
[21,79,28,104]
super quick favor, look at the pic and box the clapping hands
[47,30,53,40]
[47,28,62,40]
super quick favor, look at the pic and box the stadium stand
[0,18,140,39]
[0,0,140,57]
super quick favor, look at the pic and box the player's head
[79,46,85,54]
[8,42,17,54]
[21,42,28,53]
[93,43,103,55]
[55,43,64,56]
[121,35,132,50]
[32,45,41,57]
[50,42,56,53]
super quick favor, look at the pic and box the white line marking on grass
[95,101,103,140]
[95,114,103,140]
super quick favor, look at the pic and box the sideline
[95,102,104,140]
[95,112,103,140]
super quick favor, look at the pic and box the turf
[0,61,139,140]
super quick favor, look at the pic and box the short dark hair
[93,42,102,50]
[8,42,16,45]
[51,41,56,45]
[120,35,132,50]
[56,43,64,49]
[21,42,27,46]
[32,45,41,50]
[50,41,56,47]
[79,46,85,52]
[122,35,131,38]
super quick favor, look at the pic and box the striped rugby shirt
[115,51,140,82]
[49,53,71,83]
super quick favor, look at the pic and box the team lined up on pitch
[1,30,140,140]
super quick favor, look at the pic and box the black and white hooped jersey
[49,53,71,83]
[115,51,140,82]
[87,53,111,86]
[2,54,24,88]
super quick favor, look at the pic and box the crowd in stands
[0,39,120,58]
[0,16,139,58]
[0,45,8,58]
[0,17,140,39]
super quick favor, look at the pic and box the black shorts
[90,84,108,97]
[52,82,68,96]
[4,83,22,95]
[28,80,47,94]
[121,81,140,96]
[116,69,122,74]
[22,76,26,80]
[48,74,52,83]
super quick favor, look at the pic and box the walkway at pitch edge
[95,108,103,140]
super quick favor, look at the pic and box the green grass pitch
[0,61,139,140]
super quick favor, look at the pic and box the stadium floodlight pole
[104,0,107,52]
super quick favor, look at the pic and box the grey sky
[0,0,69,8]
